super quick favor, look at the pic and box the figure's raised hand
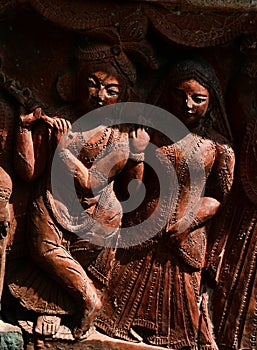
[129,126,150,153]
[53,117,72,144]
[19,107,54,129]
[19,107,43,127]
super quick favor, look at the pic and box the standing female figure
[95,58,235,349]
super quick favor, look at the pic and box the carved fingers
[35,315,61,337]
[129,126,150,153]
[52,117,72,144]
[19,107,41,127]
[19,107,57,130]
[53,117,72,134]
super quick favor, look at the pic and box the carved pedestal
[27,331,169,350]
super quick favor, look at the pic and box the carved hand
[166,222,190,246]
[19,107,54,128]
[53,117,72,144]
[129,126,150,153]
[166,197,220,244]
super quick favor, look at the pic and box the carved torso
[94,126,233,350]
[45,126,129,239]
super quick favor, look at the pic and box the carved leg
[28,199,102,338]
[34,240,102,339]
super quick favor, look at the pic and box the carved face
[170,79,210,127]
[86,71,121,109]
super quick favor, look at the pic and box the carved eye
[106,88,120,97]
[192,95,208,104]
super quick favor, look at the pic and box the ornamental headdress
[76,40,136,103]
[77,41,136,87]
[56,20,159,105]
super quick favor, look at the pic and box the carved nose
[186,97,193,109]
[91,89,104,106]
[98,88,105,101]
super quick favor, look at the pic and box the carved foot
[35,315,61,336]
[73,294,102,340]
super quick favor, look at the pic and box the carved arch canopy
[0,0,256,118]
[1,0,257,45]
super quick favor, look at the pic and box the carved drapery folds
[205,34,257,350]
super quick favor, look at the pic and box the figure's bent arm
[167,197,220,240]
[167,141,235,241]
[14,109,50,181]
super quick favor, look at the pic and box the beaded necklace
[77,127,109,148]
[68,127,112,163]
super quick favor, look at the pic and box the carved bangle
[190,216,202,231]
[129,151,145,162]
[182,212,202,231]
[90,167,107,185]
[17,125,31,133]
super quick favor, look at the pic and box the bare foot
[35,315,61,336]
[73,293,102,339]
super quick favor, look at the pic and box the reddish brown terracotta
[0,2,255,349]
